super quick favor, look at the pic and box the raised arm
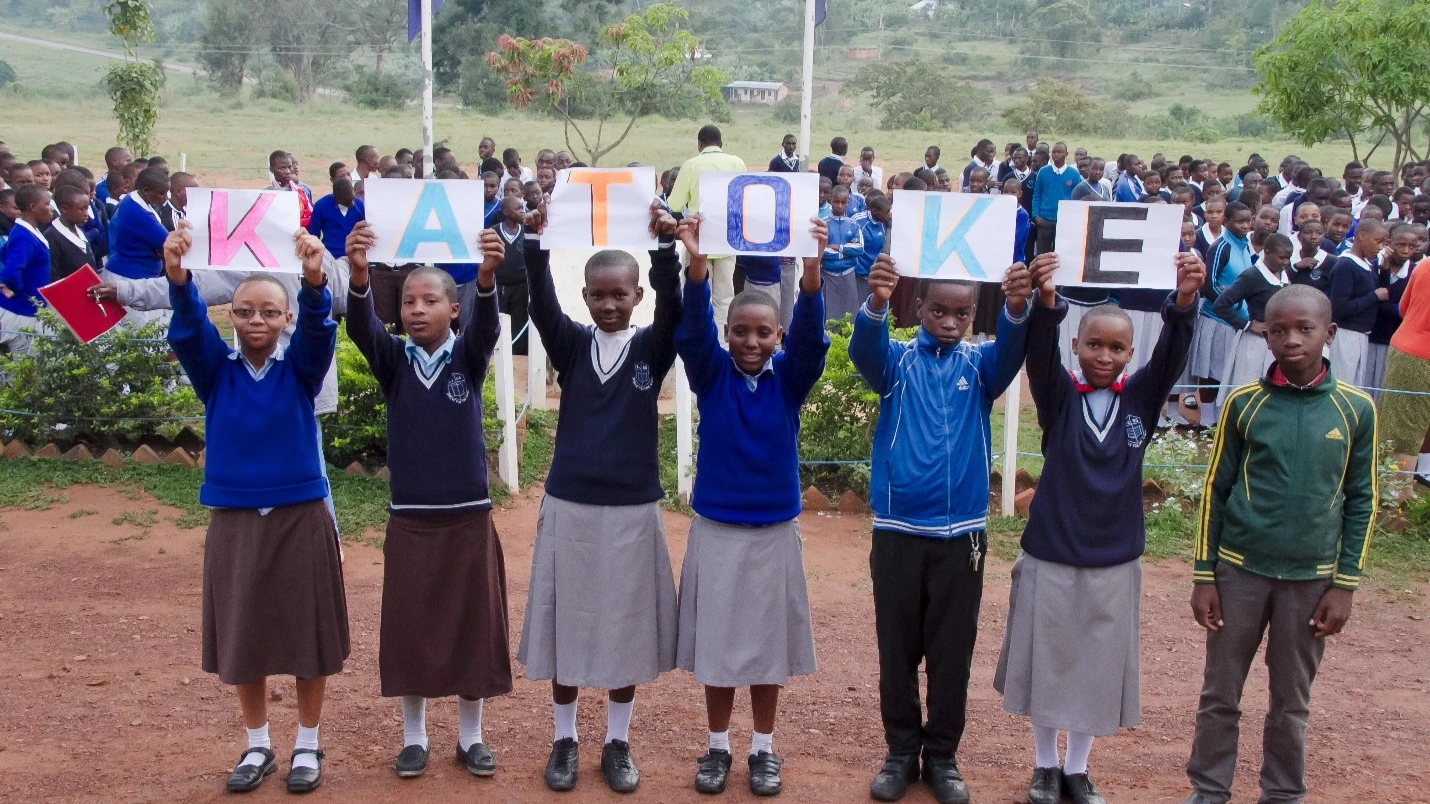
[162,224,232,402]
[285,232,338,395]
[1024,256,1072,429]
[521,208,587,370]
[463,229,504,370]
[343,222,404,388]
[672,215,724,395]
[850,253,900,394]
[1128,254,1204,414]
[779,218,833,402]
[977,257,1037,400]
[647,203,684,375]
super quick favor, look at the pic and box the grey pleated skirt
[1189,316,1235,380]
[517,494,678,689]
[822,270,861,323]
[1363,342,1390,394]
[676,516,817,688]
[994,552,1141,736]
[202,501,350,686]
[1216,328,1275,405]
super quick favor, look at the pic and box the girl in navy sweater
[344,222,513,781]
[163,222,345,795]
[1328,218,1390,386]
[676,214,830,798]
[995,251,1204,804]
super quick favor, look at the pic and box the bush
[459,58,509,112]
[0,312,201,448]
[1002,78,1101,136]
[345,67,412,110]
[845,59,991,131]
[252,67,298,103]
[770,94,800,125]
[0,59,16,90]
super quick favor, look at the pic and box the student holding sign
[163,223,347,795]
[853,252,1037,804]
[996,251,1203,804]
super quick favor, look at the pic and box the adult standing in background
[1025,130,1040,153]
[666,125,747,332]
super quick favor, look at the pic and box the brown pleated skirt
[202,501,350,686]
[380,509,513,700]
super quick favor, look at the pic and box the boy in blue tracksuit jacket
[851,249,1042,804]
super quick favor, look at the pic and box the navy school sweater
[346,279,498,513]
[524,238,682,506]
[678,273,830,526]
[1021,295,1197,567]
[0,222,50,317]
[1371,263,1412,345]
[1329,253,1380,333]
[105,195,169,279]
[167,275,336,510]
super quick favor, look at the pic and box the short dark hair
[268,150,289,168]
[480,157,504,176]
[502,148,520,165]
[395,147,414,160]
[53,183,89,209]
[356,144,377,161]
[1367,194,1394,217]
[1264,233,1294,254]
[328,161,346,180]
[698,125,723,148]
[135,166,169,193]
[382,165,406,178]
[52,168,90,191]
[903,177,928,191]
[830,136,848,155]
[916,278,976,301]
[403,266,459,303]
[1265,283,1331,324]
[584,249,639,285]
[1224,201,1251,219]
[729,288,780,318]
[235,273,292,306]
[1078,303,1133,336]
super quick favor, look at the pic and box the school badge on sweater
[632,361,653,391]
[446,373,471,404]
[1125,415,1147,448]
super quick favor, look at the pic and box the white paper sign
[540,167,659,250]
[889,191,1018,280]
[1052,201,1184,288]
[365,178,488,264]
[697,172,821,258]
[181,189,302,273]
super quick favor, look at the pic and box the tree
[1254,0,1430,167]
[1023,0,1102,61]
[351,0,407,73]
[264,0,356,103]
[198,0,257,90]
[103,0,163,156]
[485,3,726,165]
[1001,77,1100,136]
[844,60,992,131]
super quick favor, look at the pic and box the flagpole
[420,0,435,180]
[798,0,816,171]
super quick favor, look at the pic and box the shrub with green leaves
[345,67,412,110]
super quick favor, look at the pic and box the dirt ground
[1,485,1427,803]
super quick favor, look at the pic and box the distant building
[846,47,881,61]
[909,0,939,16]
[722,81,788,105]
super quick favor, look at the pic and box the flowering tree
[485,3,726,165]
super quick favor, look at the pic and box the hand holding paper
[867,255,899,308]
[295,230,327,287]
[1031,253,1061,308]
[476,229,504,289]
[164,222,194,285]
[1174,252,1206,307]
[677,216,707,282]
[802,216,827,294]
[345,221,376,287]
[1002,259,1034,316]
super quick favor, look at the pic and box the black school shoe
[920,752,970,804]
[1063,772,1109,804]
[1027,766,1062,804]
[748,751,784,797]
[285,749,324,794]
[601,739,640,793]
[869,752,920,801]
[395,744,428,778]
[544,737,579,792]
[225,747,276,793]
[457,742,496,777]
[694,749,733,794]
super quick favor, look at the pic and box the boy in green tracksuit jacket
[1185,284,1377,804]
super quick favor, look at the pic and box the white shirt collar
[50,219,90,252]
[14,219,47,243]
[591,325,636,383]
[405,329,457,389]
[1050,163,1072,175]
[1256,261,1289,287]
[735,356,775,392]
[228,347,286,382]
[130,192,165,226]
[1343,252,1373,272]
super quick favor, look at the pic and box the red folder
[37,264,127,345]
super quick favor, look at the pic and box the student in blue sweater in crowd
[343,222,513,782]
[1327,218,1389,386]
[1031,142,1078,256]
[853,193,891,305]
[853,250,1039,804]
[675,213,830,799]
[0,185,53,355]
[105,166,170,281]
[162,222,346,796]
[822,185,864,322]
[515,201,683,795]
[995,251,1204,804]
[306,177,364,260]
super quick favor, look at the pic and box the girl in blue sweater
[0,185,53,355]
[821,185,864,322]
[995,252,1204,804]
[675,214,829,799]
[163,222,345,795]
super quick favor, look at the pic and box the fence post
[675,358,694,504]
[1001,371,1022,517]
[526,325,548,410]
[179,152,187,173]
[494,313,519,490]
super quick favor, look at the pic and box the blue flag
[815,0,827,26]
[408,0,446,42]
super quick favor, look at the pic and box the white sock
[239,723,271,767]
[709,730,730,752]
[1032,724,1060,769]
[750,730,773,757]
[1418,453,1430,479]
[292,724,320,771]
[459,698,484,751]
[1064,731,1095,776]
[401,696,428,750]
[605,698,633,745]
[553,699,578,743]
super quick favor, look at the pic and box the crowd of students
[0,128,1423,804]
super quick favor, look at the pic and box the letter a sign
[182,189,303,273]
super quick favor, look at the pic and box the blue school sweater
[677,274,830,526]
[168,276,336,510]
[483,198,501,229]
[95,175,115,204]
[525,238,682,506]
[306,195,365,259]
[346,280,498,513]
[852,211,886,277]
[105,195,169,279]
[0,223,50,317]
[1022,296,1196,566]
[738,254,782,286]
[1329,253,1380,333]
[850,298,1030,538]
[822,214,863,276]
[1204,230,1253,323]
[1031,163,1078,222]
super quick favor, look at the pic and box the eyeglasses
[231,308,286,320]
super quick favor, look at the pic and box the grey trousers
[1186,563,1332,804]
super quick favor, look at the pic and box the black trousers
[1034,219,1058,256]
[497,280,529,355]
[870,529,986,758]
